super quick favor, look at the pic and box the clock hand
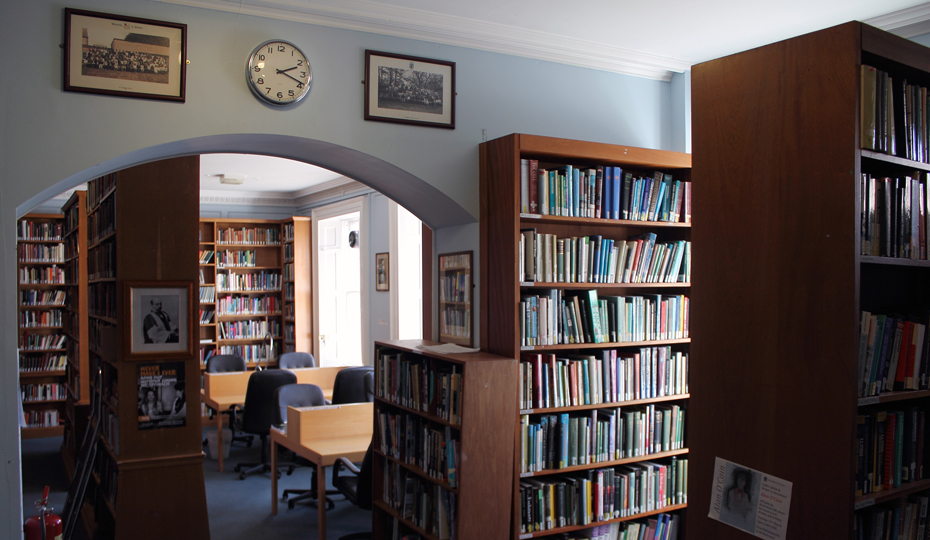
[279,70,305,85]
[276,66,298,74]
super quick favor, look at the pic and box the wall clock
[246,39,312,106]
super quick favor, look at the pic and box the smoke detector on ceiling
[219,174,246,185]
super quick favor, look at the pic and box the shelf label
[520,213,541,220]
[520,282,535,287]
[520,346,534,351]
[858,397,880,406]
[854,499,875,510]
[520,472,533,478]
[519,534,533,540]
[520,409,534,415]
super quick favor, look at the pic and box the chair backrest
[242,369,298,435]
[206,354,246,373]
[278,351,316,369]
[331,366,375,405]
[274,383,325,426]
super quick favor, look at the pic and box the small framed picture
[364,50,455,129]
[127,281,193,357]
[375,252,390,292]
[64,8,187,102]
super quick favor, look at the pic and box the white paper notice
[708,457,792,540]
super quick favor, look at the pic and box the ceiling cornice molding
[152,0,688,80]
[866,4,930,38]
[295,181,374,208]
[291,176,359,199]
[200,190,297,206]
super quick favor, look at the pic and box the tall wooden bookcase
[480,134,692,538]
[372,339,516,540]
[62,191,90,468]
[283,216,312,354]
[17,213,68,439]
[82,158,209,540]
[198,219,218,365]
[688,22,930,539]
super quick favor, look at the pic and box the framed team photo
[364,50,455,129]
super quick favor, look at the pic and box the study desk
[270,402,373,540]
[200,367,344,472]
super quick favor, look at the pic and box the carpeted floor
[21,431,371,539]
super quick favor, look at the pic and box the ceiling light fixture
[219,174,246,185]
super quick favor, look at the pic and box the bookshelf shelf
[480,133,692,539]
[521,448,689,478]
[688,21,930,539]
[518,503,688,540]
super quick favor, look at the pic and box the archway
[17,134,476,229]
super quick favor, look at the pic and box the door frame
[311,196,370,366]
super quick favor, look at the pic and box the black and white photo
[64,8,187,101]
[365,50,455,128]
[128,282,192,356]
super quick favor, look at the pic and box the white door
[313,198,367,366]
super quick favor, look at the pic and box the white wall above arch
[17,133,476,230]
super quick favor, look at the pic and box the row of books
[519,457,688,533]
[439,271,470,302]
[199,250,215,264]
[556,513,681,540]
[439,307,470,338]
[88,281,117,319]
[521,230,690,285]
[19,334,67,351]
[19,309,63,328]
[199,310,214,324]
[218,343,279,363]
[439,253,470,269]
[200,285,216,303]
[284,326,295,343]
[217,320,280,340]
[861,64,930,164]
[856,406,925,496]
[217,249,259,268]
[18,244,64,263]
[18,266,65,285]
[855,495,930,540]
[215,226,281,245]
[520,290,689,347]
[284,243,295,261]
[520,348,689,411]
[102,407,120,456]
[216,271,282,292]
[87,240,115,280]
[19,353,67,372]
[200,348,216,365]
[520,404,684,473]
[20,290,66,306]
[860,173,929,259]
[85,172,116,210]
[283,223,295,241]
[21,383,66,402]
[95,449,119,507]
[87,196,115,244]
[283,262,294,281]
[376,353,462,425]
[377,411,459,488]
[519,160,691,225]
[23,409,59,428]
[18,220,64,241]
[858,311,929,397]
[383,462,455,540]
[285,282,295,301]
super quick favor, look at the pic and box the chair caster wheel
[288,501,296,509]
[282,493,289,500]
[239,472,247,480]
[287,465,295,475]
[327,500,335,510]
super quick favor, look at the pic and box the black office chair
[204,354,253,447]
[231,369,297,479]
[279,351,317,369]
[274,383,337,510]
[331,366,375,404]
[332,441,373,540]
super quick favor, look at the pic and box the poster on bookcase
[137,361,186,430]
[708,457,792,540]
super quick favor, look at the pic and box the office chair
[332,441,373,540]
[204,354,253,447]
[331,366,375,404]
[231,369,297,479]
[274,383,337,510]
[278,351,317,369]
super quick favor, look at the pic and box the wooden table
[270,402,373,540]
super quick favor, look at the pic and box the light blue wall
[0,0,685,532]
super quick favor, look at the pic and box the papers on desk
[415,343,480,355]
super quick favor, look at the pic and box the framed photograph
[375,252,390,292]
[137,361,187,430]
[127,281,193,357]
[64,8,187,102]
[365,50,455,129]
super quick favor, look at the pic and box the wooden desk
[270,402,373,540]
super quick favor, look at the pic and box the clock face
[247,40,312,105]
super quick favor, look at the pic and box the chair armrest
[334,457,361,477]
[229,403,244,429]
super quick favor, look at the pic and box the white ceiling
[156,0,930,81]
[199,153,344,194]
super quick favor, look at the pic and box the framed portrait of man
[127,281,193,357]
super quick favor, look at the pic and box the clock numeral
[288,90,295,97]
[253,66,261,73]
[277,91,284,99]
[278,45,286,52]
[297,59,303,66]
[267,46,273,53]
[300,72,307,78]
[296,83,304,89]
[258,54,265,61]
[257,78,264,85]
[265,88,272,94]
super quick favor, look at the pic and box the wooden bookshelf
[81,158,209,540]
[198,219,217,366]
[479,134,692,538]
[17,213,67,439]
[283,216,312,354]
[61,191,91,468]
[372,339,516,540]
[437,251,473,347]
[688,21,930,539]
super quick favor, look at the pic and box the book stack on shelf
[372,340,516,540]
[198,220,217,366]
[438,251,473,347]
[282,216,311,354]
[480,134,691,539]
[687,21,930,540]
[61,190,91,470]
[17,213,68,439]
